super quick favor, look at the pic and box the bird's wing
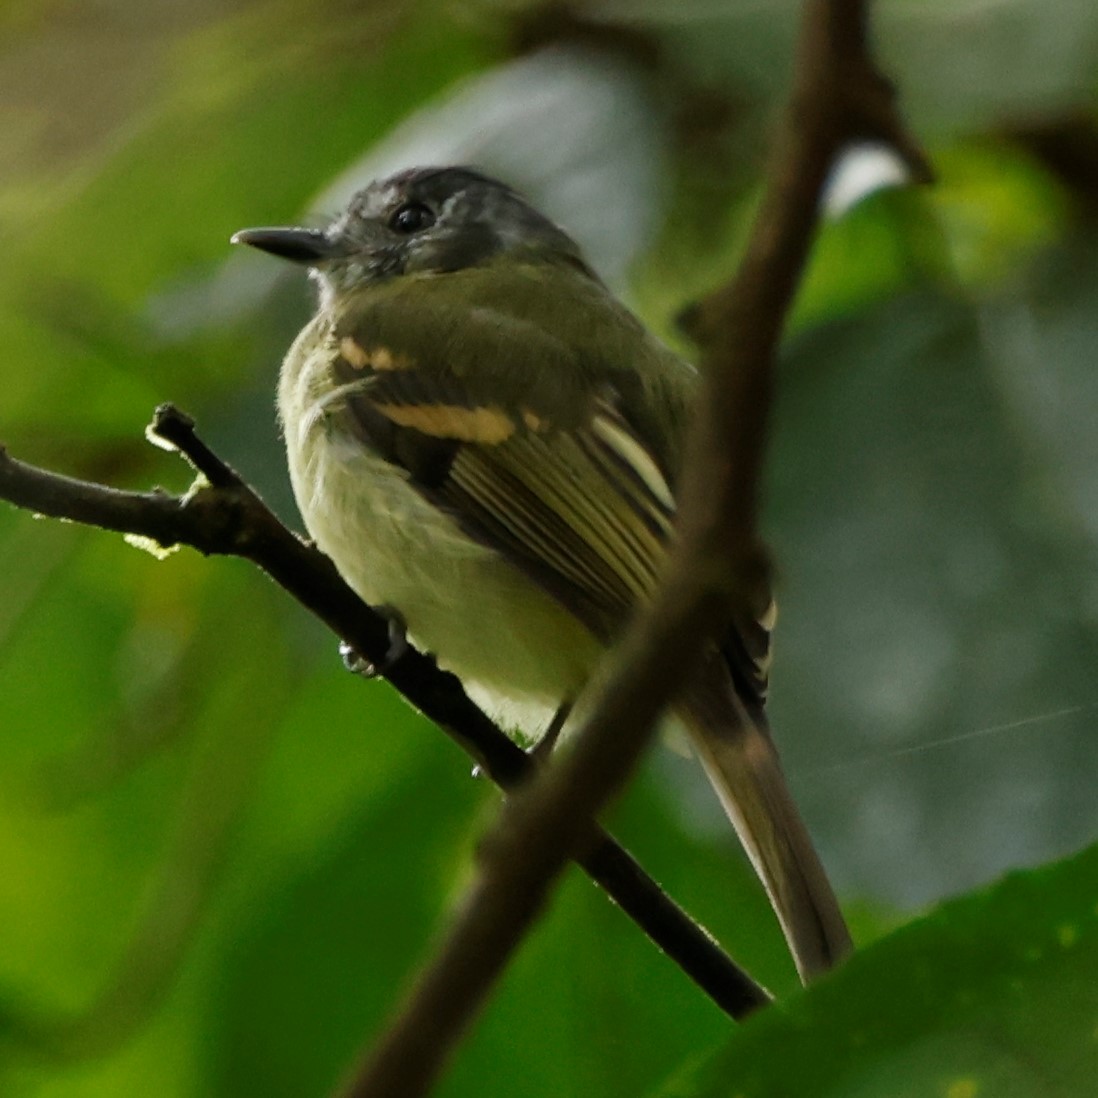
[326,262,772,705]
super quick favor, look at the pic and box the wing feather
[325,266,771,704]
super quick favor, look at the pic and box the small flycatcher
[233,166,851,981]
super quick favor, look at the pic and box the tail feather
[683,671,852,983]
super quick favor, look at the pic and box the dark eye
[388,202,435,234]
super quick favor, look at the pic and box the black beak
[230,226,346,264]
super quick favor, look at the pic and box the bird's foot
[340,607,408,678]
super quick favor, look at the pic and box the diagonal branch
[0,405,769,1027]
[340,2,929,1097]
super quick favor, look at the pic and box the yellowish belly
[285,412,602,736]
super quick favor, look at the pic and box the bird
[232,165,852,982]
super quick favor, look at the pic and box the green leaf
[661,843,1098,1097]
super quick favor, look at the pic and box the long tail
[682,673,852,983]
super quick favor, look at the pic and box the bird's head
[232,166,587,308]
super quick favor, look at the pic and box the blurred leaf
[206,733,485,1098]
[931,140,1072,288]
[768,278,1098,906]
[793,186,949,331]
[206,757,789,1098]
[595,0,1098,136]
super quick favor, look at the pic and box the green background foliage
[0,1,1096,1094]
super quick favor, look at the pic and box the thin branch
[0,410,769,1030]
[340,2,929,1096]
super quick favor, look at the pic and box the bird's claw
[340,607,408,678]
